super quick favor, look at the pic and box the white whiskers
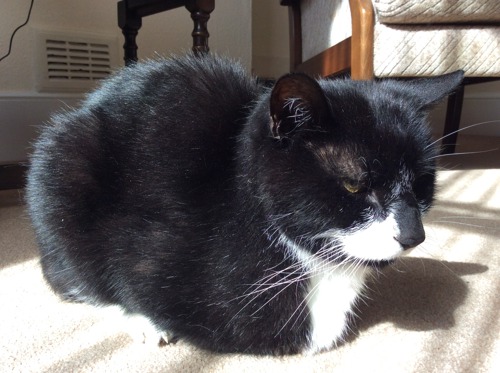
[426,120,500,151]
[430,147,499,161]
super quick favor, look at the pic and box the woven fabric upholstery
[374,24,500,77]
[299,0,500,77]
[375,0,500,24]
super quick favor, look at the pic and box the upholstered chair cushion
[375,0,500,24]
[300,0,500,77]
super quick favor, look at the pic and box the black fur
[26,54,463,355]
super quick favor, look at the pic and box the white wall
[0,1,121,93]
[136,2,252,69]
[430,82,500,138]
[0,0,251,164]
[252,0,290,78]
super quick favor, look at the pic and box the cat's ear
[269,73,330,139]
[408,70,464,109]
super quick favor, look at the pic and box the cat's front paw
[157,331,179,346]
[126,313,176,347]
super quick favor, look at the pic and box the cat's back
[27,54,259,238]
[86,54,259,164]
[87,54,258,131]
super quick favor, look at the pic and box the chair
[281,0,500,154]
[117,0,215,66]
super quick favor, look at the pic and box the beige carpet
[1,138,499,373]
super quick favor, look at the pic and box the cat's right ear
[269,73,330,139]
[407,70,464,109]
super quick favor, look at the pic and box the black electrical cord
[0,0,35,62]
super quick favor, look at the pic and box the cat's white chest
[306,263,371,352]
[278,233,372,353]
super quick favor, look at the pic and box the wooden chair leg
[185,0,215,54]
[441,84,465,155]
[349,0,375,80]
[117,1,142,66]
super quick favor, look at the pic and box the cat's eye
[343,181,363,194]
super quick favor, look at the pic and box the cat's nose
[394,229,425,250]
[393,193,426,250]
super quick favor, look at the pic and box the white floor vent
[35,29,120,93]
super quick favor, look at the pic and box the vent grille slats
[35,30,119,93]
[45,39,112,81]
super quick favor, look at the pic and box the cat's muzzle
[392,193,425,250]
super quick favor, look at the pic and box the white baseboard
[0,95,83,164]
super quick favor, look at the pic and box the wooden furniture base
[117,0,215,66]
[0,164,27,190]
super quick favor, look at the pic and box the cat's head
[252,71,463,267]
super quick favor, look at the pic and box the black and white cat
[26,54,463,355]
